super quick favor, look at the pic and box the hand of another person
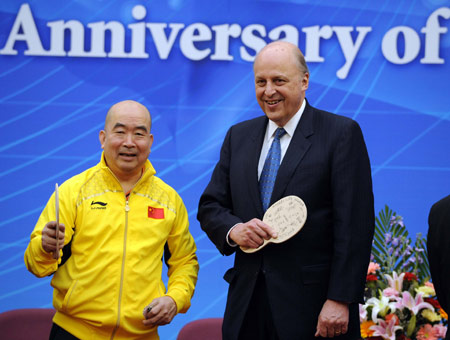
[41,221,65,255]
[142,296,177,327]
[315,299,349,338]
[229,218,277,248]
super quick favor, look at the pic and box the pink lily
[370,318,402,340]
[395,291,434,315]
[359,303,367,323]
[383,287,400,297]
[385,271,405,293]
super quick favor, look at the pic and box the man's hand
[315,299,349,338]
[229,218,277,249]
[142,296,177,327]
[42,221,65,255]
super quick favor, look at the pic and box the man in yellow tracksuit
[24,100,199,340]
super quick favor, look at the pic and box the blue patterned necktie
[259,127,287,212]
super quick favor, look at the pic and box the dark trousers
[49,323,79,340]
[238,272,279,340]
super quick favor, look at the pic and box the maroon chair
[0,308,55,340]
[177,317,223,340]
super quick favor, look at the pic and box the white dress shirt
[258,99,306,179]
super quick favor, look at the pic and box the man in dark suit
[428,195,450,340]
[197,41,374,339]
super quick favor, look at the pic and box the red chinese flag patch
[148,206,164,219]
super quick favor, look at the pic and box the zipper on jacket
[104,165,146,339]
[110,198,130,340]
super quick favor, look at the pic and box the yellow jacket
[24,154,199,339]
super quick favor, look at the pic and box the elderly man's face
[254,45,309,127]
[99,101,153,179]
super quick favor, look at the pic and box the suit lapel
[270,102,314,205]
[244,117,267,217]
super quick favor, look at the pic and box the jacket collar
[99,152,156,190]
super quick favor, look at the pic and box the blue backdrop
[1,1,449,338]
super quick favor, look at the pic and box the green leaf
[406,313,416,337]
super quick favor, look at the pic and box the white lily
[365,295,397,323]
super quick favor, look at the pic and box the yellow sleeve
[165,194,199,314]
[24,183,76,278]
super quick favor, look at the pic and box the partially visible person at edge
[197,41,375,339]
[24,100,199,340]
[428,195,450,340]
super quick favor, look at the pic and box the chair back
[0,308,55,340]
[177,317,223,340]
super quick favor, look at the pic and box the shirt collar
[266,99,306,139]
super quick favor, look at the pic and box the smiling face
[99,100,153,181]
[254,42,309,127]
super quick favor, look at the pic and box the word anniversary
[1,4,449,79]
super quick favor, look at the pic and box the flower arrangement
[360,206,448,340]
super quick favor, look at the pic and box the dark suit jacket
[198,101,374,339]
[428,195,450,340]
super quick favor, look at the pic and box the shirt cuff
[226,223,242,247]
